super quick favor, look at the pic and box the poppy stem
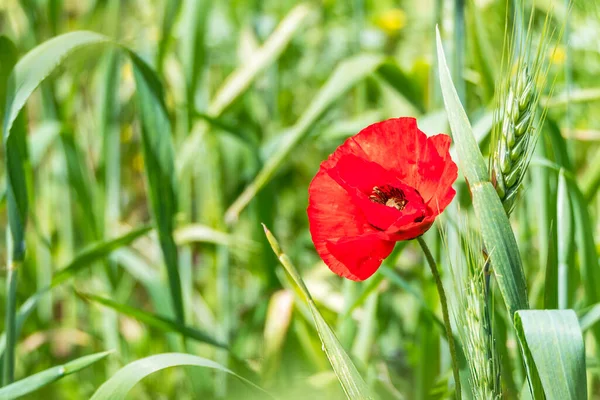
[416,236,462,399]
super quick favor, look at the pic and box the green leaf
[78,291,226,349]
[263,225,374,399]
[128,51,183,324]
[89,353,268,400]
[471,182,528,316]
[225,54,385,223]
[0,35,18,125]
[3,31,109,138]
[435,27,488,185]
[515,310,587,400]
[0,351,111,399]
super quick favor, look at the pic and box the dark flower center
[369,185,408,211]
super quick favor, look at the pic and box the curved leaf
[90,353,268,400]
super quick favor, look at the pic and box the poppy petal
[350,117,428,187]
[415,134,457,205]
[325,234,395,281]
[424,135,458,213]
[308,169,381,279]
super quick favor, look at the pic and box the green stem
[417,236,462,399]
[3,263,19,386]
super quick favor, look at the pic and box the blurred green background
[1,0,599,398]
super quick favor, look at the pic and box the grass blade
[436,27,488,185]
[3,31,109,140]
[515,310,587,400]
[471,182,528,316]
[77,292,226,349]
[263,225,374,399]
[128,51,183,323]
[89,353,268,400]
[1,34,21,387]
[0,351,111,399]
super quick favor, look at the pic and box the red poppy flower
[307,117,458,281]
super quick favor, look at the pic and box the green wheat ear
[490,2,563,215]
[446,223,502,399]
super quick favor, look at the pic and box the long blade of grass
[3,31,109,141]
[77,292,226,348]
[0,351,111,399]
[471,182,528,316]
[128,51,183,323]
[263,225,374,399]
[515,310,587,400]
[545,118,600,346]
[89,353,268,400]
[1,34,20,387]
[435,27,488,185]
[0,35,18,126]
[1,32,110,384]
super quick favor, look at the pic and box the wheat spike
[447,225,502,399]
[490,2,562,215]
[491,64,536,214]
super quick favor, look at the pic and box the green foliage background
[0,0,599,398]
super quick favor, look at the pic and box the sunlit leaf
[90,353,268,400]
[263,225,374,399]
[515,310,587,400]
[0,351,111,399]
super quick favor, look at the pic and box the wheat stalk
[490,3,562,215]
[447,227,502,400]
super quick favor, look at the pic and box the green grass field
[1,0,599,398]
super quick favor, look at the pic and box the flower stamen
[369,185,408,210]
